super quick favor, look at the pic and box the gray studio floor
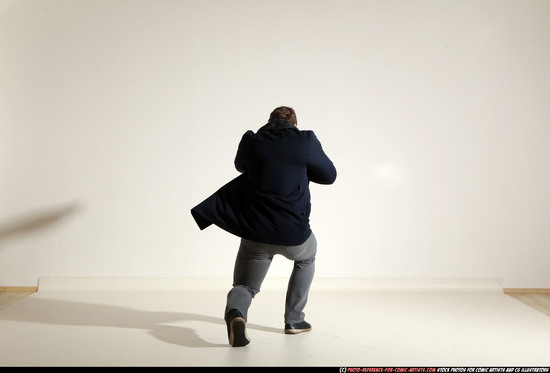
[1,278,550,367]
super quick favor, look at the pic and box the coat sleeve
[234,130,253,173]
[307,131,337,184]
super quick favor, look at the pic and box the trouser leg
[283,233,317,324]
[225,239,272,321]
[284,257,315,324]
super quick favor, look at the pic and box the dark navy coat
[191,124,336,245]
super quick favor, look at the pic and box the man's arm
[234,130,253,173]
[307,132,337,184]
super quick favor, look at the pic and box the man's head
[268,106,297,127]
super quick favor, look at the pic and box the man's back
[234,127,336,245]
[191,116,335,246]
[236,127,309,199]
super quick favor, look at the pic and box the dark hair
[268,106,297,126]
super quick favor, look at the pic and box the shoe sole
[229,317,250,347]
[284,327,312,335]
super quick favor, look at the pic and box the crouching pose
[191,106,337,347]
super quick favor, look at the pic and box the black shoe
[284,321,312,334]
[224,309,250,347]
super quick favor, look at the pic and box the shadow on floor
[0,295,281,348]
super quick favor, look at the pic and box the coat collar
[258,118,295,132]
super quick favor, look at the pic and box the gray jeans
[225,232,317,324]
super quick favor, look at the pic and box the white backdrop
[1,0,549,287]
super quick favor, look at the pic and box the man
[191,106,336,347]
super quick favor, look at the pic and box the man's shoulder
[242,128,316,143]
[299,129,318,141]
